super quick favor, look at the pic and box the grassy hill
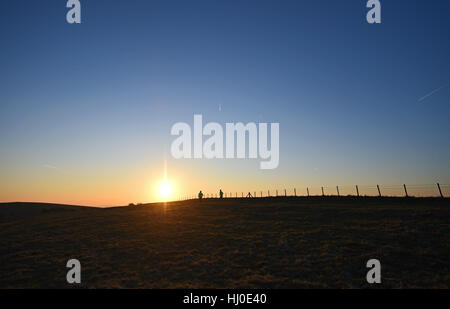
[0,202,89,223]
[1,197,449,288]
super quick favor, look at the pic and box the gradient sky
[1,0,450,205]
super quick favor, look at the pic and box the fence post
[294,188,297,197]
[356,185,359,197]
[377,184,381,197]
[254,192,256,198]
[336,186,340,197]
[321,187,324,197]
[242,192,243,198]
[261,191,263,198]
[276,190,278,197]
[403,184,408,197]
[307,187,310,197]
[437,183,444,198]
[284,189,287,197]
[268,190,270,197]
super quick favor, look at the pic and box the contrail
[43,164,67,174]
[418,81,450,102]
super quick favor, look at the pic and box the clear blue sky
[1,0,450,204]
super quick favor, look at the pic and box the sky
[1,0,450,206]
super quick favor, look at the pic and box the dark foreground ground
[1,197,450,288]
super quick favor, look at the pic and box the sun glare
[159,182,173,200]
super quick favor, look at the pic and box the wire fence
[179,183,450,200]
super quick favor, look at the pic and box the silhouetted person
[198,190,203,200]
[219,189,223,199]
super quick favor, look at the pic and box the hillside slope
[1,198,449,288]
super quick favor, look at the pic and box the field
[1,197,450,288]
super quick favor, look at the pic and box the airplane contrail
[418,81,450,102]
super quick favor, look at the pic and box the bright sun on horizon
[158,182,173,201]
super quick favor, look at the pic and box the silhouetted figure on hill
[198,190,203,200]
[219,189,223,199]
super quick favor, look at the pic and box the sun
[159,182,173,200]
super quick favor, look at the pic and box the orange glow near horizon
[2,156,447,207]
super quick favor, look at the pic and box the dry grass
[1,197,450,288]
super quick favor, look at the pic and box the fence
[178,183,450,201]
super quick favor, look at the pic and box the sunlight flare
[159,182,173,200]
